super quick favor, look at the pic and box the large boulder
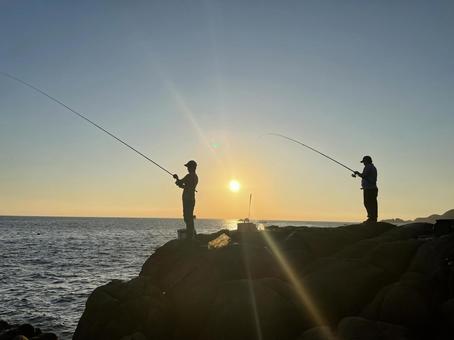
[284,223,395,258]
[362,234,454,331]
[337,317,411,340]
[363,240,422,277]
[161,243,284,338]
[200,278,302,340]
[135,237,286,339]
[336,223,431,260]
[298,258,388,328]
[73,277,172,340]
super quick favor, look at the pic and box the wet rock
[0,322,57,340]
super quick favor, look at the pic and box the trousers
[183,199,196,237]
[363,188,378,221]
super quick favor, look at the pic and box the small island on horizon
[381,209,454,224]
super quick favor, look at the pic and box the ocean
[0,216,347,339]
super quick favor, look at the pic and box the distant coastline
[381,209,454,224]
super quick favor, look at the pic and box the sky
[0,0,453,221]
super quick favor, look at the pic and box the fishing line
[0,72,174,177]
[265,133,356,174]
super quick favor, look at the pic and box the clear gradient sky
[1,1,453,221]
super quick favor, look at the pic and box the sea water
[0,216,346,339]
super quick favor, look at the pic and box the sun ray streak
[260,231,337,339]
[241,240,263,340]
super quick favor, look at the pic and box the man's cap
[184,160,197,168]
[361,156,373,163]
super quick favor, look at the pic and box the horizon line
[0,214,359,223]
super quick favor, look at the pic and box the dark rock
[336,238,383,259]
[380,223,433,241]
[434,219,454,237]
[364,239,422,277]
[74,222,454,340]
[337,317,411,340]
[299,258,388,328]
[362,234,454,330]
[297,326,336,340]
[119,332,147,340]
[0,325,32,340]
[73,276,172,340]
[0,322,56,340]
[284,223,395,259]
[439,298,454,338]
[200,278,302,340]
[163,244,283,339]
[0,322,9,332]
[30,334,58,340]
[17,325,34,339]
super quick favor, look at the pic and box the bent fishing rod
[266,133,357,175]
[0,72,174,177]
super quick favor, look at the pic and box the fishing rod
[0,72,174,177]
[266,133,357,174]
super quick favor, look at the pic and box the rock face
[0,320,58,340]
[73,222,454,340]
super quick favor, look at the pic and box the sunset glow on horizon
[1,2,453,222]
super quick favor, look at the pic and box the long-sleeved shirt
[176,172,198,201]
[361,163,378,189]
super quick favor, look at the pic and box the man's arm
[174,174,187,188]
[355,165,371,178]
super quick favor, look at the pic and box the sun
[229,180,241,192]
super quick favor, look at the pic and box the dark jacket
[176,173,198,200]
[361,163,377,189]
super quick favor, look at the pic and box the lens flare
[229,180,241,192]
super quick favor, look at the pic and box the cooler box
[237,222,257,232]
[177,229,187,239]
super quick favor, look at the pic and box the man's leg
[183,200,196,238]
[363,190,371,221]
[370,189,378,221]
[364,189,378,222]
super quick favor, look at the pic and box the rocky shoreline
[0,320,58,340]
[70,221,454,339]
[5,222,453,339]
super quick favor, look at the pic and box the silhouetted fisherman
[173,160,198,239]
[354,156,378,223]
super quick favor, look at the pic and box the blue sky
[1,1,453,220]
